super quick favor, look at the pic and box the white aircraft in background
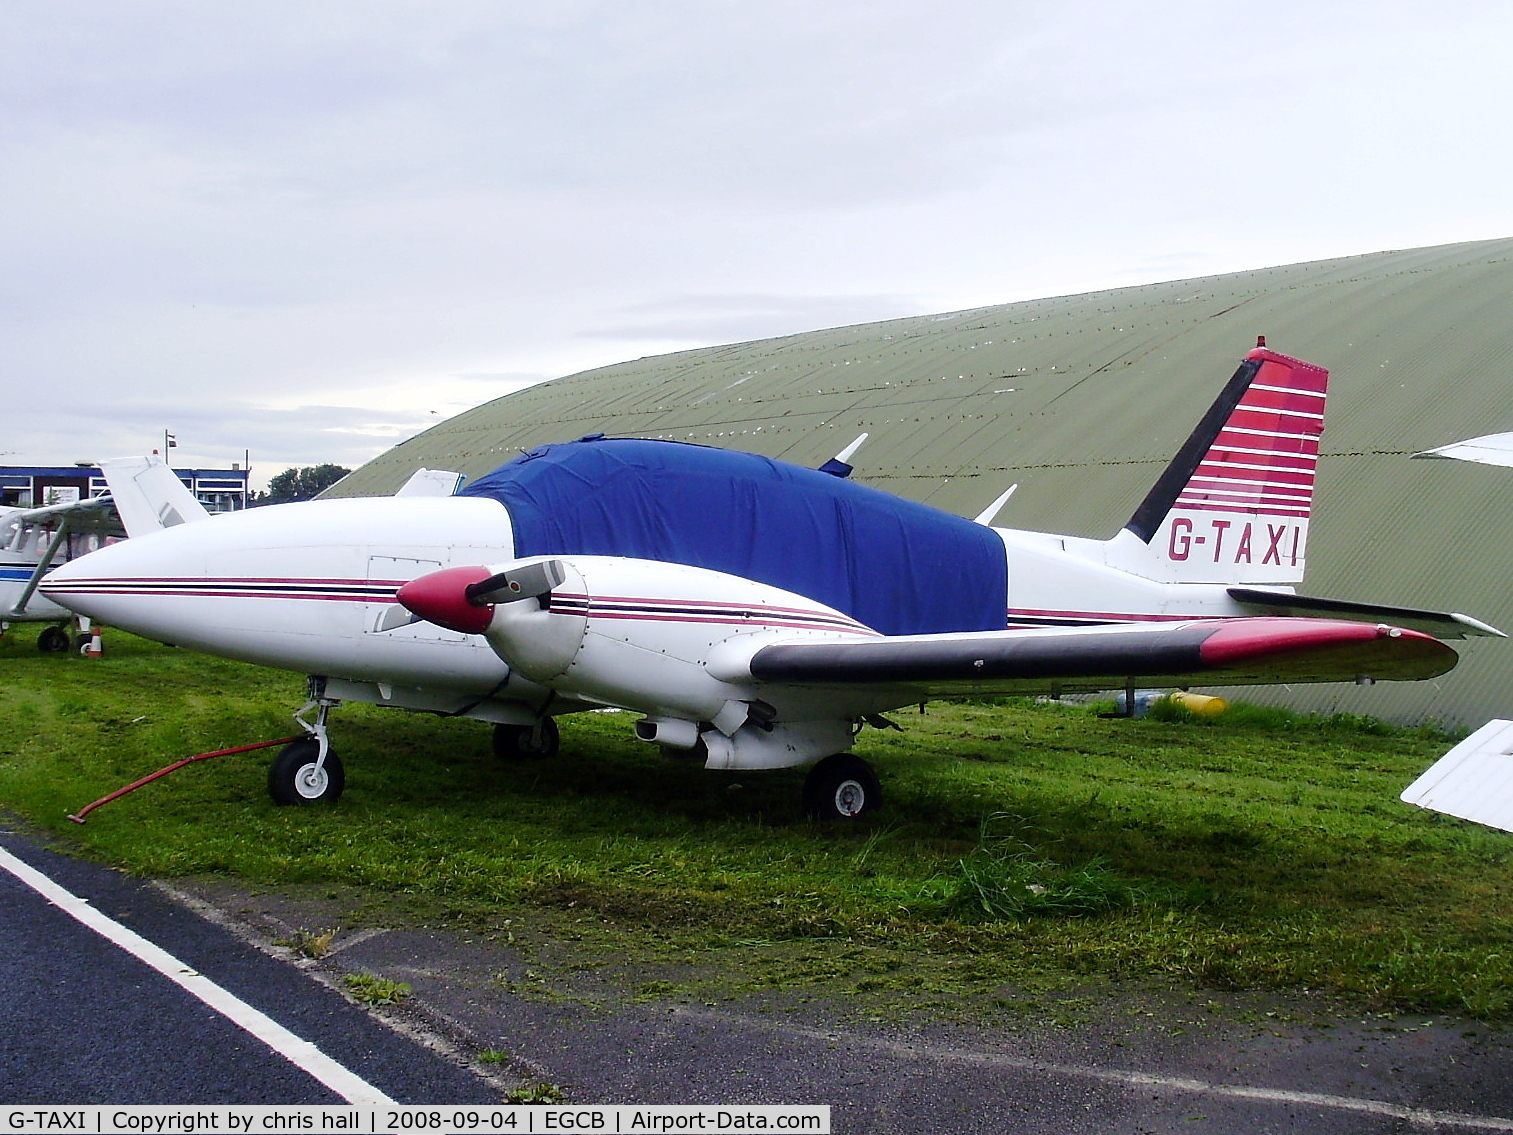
[1414,432,1513,468]
[2,494,120,650]
[41,344,1494,818]
[1399,433,1513,832]
[2,455,221,649]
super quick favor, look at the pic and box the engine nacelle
[492,555,872,721]
[399,554,880,769]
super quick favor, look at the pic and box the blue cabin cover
[459,437,1007,636]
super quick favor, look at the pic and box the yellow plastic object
[1166,692,1228,717]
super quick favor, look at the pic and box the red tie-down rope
[67,736,305,823]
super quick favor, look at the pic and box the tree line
[251,463,351,505]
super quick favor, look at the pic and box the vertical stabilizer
[1122,346,1327,584]
[99,455,211,537]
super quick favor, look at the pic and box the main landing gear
[34,617,97,654]
[268,684,344,805]
[493,717,560,760]
[803,753,882,821]
[36,625,71,652]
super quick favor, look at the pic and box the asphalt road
[0,826,497,1104]
[179,880,1513,1135]
[10,821,1513,1132]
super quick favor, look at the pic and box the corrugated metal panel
[330,236,1513,726]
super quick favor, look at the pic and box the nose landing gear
[268,680,345,805]
[36,624,71,652]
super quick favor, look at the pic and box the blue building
[0,463,250,512]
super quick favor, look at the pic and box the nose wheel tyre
[493,718,560,760]
[268,738,345,805]
[803,753,881,820]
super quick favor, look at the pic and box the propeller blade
[466,559,567,604]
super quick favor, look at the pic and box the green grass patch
[501,1083,568,1105]
[2,623,1510,1017]
[343,973,412,1005]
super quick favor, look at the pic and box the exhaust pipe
[634,717,701,750]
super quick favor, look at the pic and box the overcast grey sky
[5,1,1511,485]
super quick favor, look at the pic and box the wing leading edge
[746,617,1456,698]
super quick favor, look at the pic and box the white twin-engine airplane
[40,344,1498,818]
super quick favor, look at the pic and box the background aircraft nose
[396,565,496,634]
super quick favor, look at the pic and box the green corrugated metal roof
[332,236,1513,726]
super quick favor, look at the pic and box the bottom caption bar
[3,1107,830,1134]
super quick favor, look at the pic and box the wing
[1402,720,1513,833]
[1414,432,1513,468]
[2,495,121,618]
[5,494,118,531]
[746,617,1456,698]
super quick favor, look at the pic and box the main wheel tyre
[37,626,70,652]
[493,718,560,760]
[268,739,345,805]
[803,753,881,820]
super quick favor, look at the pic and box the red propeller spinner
[396,566,497,635]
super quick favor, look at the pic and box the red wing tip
[1200,618,1441,665]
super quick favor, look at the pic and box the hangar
[332,236,1513,727]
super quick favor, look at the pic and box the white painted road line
[677,1007,1513,1132]
[0,844,394,1106]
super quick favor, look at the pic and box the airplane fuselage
[35,348,1484,817]
[39,486,1263,763]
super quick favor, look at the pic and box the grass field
[3,622,1512,1018]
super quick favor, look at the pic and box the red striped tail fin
[1123,346,1328,584]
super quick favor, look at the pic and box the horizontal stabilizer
[1228,588,1505,639]
[747,617,1456,698]
[1402,720,1513,832]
